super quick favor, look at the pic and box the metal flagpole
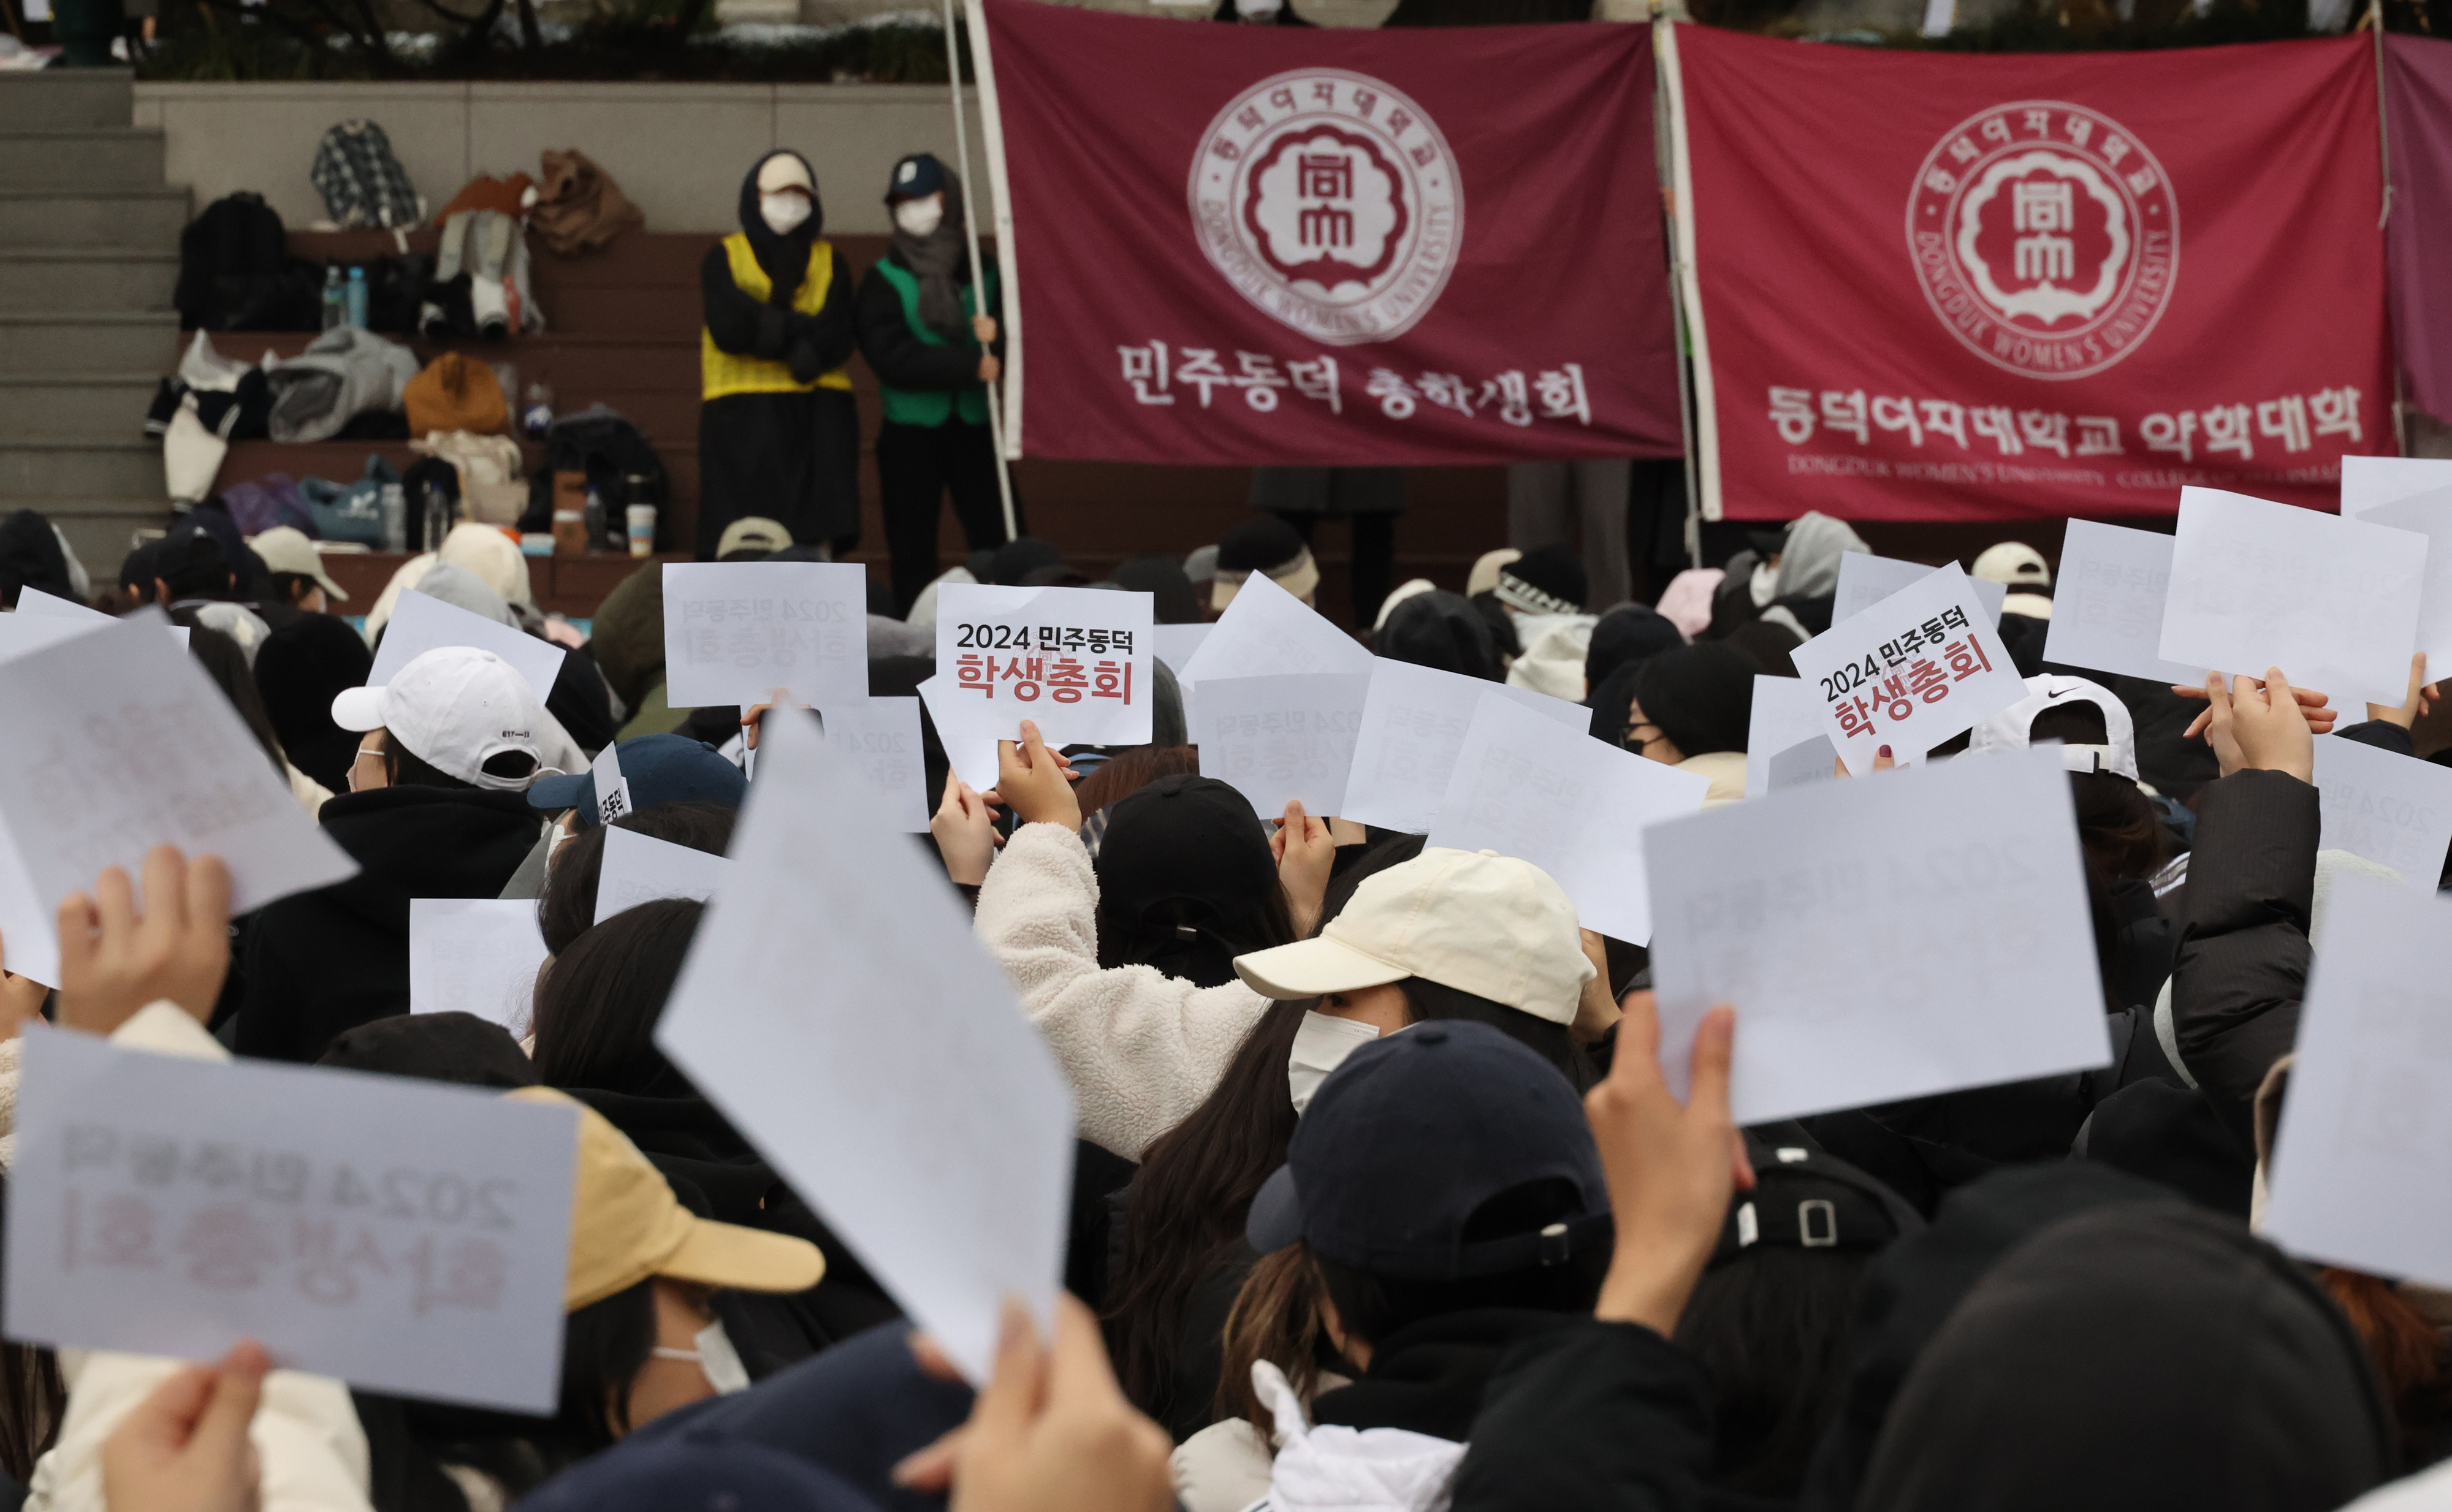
[942,0,1020,542]
[2369,0,2408,455]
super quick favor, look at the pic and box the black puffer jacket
[236,786,542,1062]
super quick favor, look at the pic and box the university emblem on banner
[1905,102,2179,381]
[1189,70,1463,346]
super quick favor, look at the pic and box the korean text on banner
[2043,520,2204,685]
[1832,555,2006,627]
[2158,487,2424,709]
[2312,735,2452,886]
[2266,873,2452,1288]
[0,616,357,989]
[655,707,1075,1384]
[1344,659,1587,834]
[975,0,1677,467]
[6,1027,578,1413]
[1644,746,2111,1125]
[370,588,567,702]
[409,898,549,1033]
[661,561,868,712]
[934,583,1154,748]
[596,826,733,924]
[1426,690,1710,944]
[1195,673,1371,819]
[1666,25,2389,522]
[1788,563,2026,775]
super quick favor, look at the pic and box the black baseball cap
[1246,1020,1611,1282]
[1709,1134,1921,1265]
[1095,774,1276,927]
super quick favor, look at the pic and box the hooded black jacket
[236,786,543,1063]
[701,153,856,388]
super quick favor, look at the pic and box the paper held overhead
[655,703,1076,1385]
[1788,562,2027,777]
[1832,554,2008,627]
[932,583,1154,748]
[370,587,568,704]
[1643,746,2111,1126]
[2310,734,2452,887]
[1344,659,1586,834]
[660,560,869,711]
[2042,520,2206,687]
[1195,672,1370,819]
[595,826,733,924]
[408,898,549,1033]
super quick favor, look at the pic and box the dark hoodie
[0,509,73,609]
[700,151,856,390]
[254,612,376,794]
[236,786,543,1062]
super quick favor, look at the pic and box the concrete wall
[131,82,989,235]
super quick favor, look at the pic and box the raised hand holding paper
[1426,690,1709,944]
[661,561,867,711]
[0,617,357,987]
[818,697,928,833]
[1787,562,2026,776]
[2311,735,2452,886]
[1195,673,1370,819]
[2158,486,2424,708]
[1344,660,1586,834]
[370,588,567,703]
[2265,873,2452,1287]
[655,705,1075,1383]
[408,898,548,1032]
[1643,746,2109,1125]
[1743,675,1828,802]
[2340,455,2452,520]
[6,1027,577,1413]
[2043,520,2204,686]
[1833,554,2006,626]
[933,583,1153,748]
[595,826,732,924]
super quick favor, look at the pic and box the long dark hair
[1674,1247,1871,1497]
[532,898,703,1096]
[535,802,736,958]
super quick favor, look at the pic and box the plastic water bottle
[379,483,407,553]
[321,265,345,332]
[345,266,368,330]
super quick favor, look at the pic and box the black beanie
[1494,544,1586,616]
[1216,516,1308,576]
[1632,643,1757,759]
[1584,603,1684,693]
[1374,590,1500,681]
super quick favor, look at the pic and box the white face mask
[1287,1011,1381,1115]
[760,192,812,237]
[894,195,945,238]
[651,1316,752,1396]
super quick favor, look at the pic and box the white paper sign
[1179,570,1373,683]
[2265,873,2452,1287]
[2311,735,2452,886]
[1743,676,1826,802]
[933,584,1154,748]
[370,588,566,704]
[1833,555,2008,627]
[2043,520,2206,686]
[1427,691,1711,944]
[1789,563,2027,777]
[1194,673,1371,819]
[408,898,548,1033]
[820,697,928,833]
[1342,661,1586,834]
[2353,489,2452,677]
[916,674,1000,793]
[2340,455,2452,520]
[595,826,732,924]
[0,617,358,988]
[6,1026,577,1413]
[15,587,109,622]
[588,742,631,827]
[660,561,867,712]
[1644,747,2111,1124]
[2158,486,2425,709]
[655,708,1075,1385]
[1149,623,1214,678]
[0,610,188,661]
[1767,736,1838,790]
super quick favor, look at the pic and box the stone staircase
[0,69,183,575]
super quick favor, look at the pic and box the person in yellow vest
[698,151,861,560]
[855,153,1021,615]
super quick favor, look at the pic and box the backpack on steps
[175,193,319,332]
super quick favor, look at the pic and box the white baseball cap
[248,525,349,602]
[1233,848,1596,1026]
[1968,674,2138,781]
[330,646,551,791]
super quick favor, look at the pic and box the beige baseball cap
[249,526,349,602]
[1233,847,1594,1025]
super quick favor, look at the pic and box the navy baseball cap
[886,153,948,203]
[521,1426,876,1512]
[1246,1020,1611,1282]
[527,734,746,827]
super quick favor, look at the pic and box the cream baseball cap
[1233,847,1595,1025]
[249,525,349,602]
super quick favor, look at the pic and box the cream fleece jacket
[973,822,1272,1161]
[24,1003,374,1512]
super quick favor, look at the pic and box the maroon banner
[2386,36,2452,424]
[977,0,1680,466]
[1667,26,2391,521]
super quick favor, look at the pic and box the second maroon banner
[975,0,1681,466]
[1667,26,2391,521]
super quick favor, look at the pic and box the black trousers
[878,419,1020,615]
